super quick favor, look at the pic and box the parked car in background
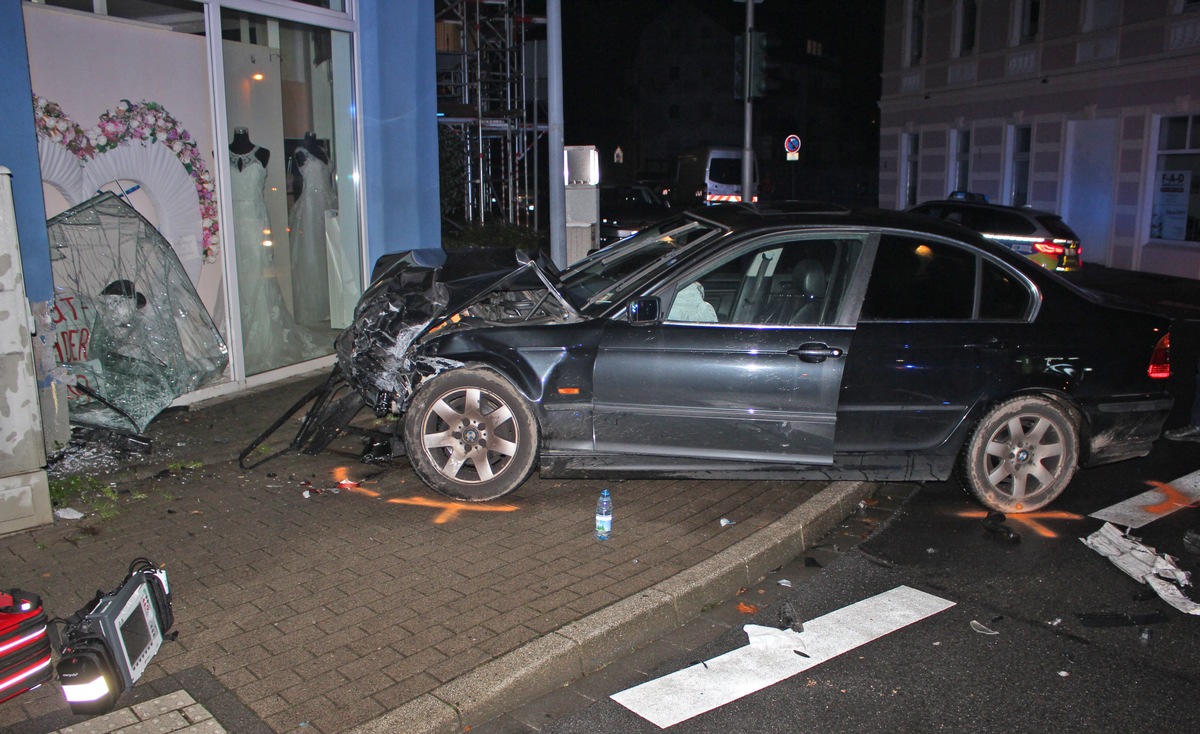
[337,203,1171,514]
[598,183,672,245]
[907,193,1083,272]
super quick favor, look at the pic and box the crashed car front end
[335,248,576,418]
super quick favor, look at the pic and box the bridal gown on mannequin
[231,148,323,374]
[289,147,335,325]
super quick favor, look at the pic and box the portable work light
[55,558,174,715]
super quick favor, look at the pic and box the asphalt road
[484,438,1200,734]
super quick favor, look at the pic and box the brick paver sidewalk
[1,375,860,733]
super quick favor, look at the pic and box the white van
[668,146,758,207]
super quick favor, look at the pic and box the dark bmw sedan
[336,204,1172,513]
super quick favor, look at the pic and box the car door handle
[787,343,845,363]
[965,337,1009,350]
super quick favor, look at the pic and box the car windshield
[559,214,725,311]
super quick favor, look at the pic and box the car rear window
[1035,215,1078,240]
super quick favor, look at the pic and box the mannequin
[229,126,322,373]
[229,126,270,170]
[289,131,335,324]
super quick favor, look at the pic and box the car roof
[910,198,1061,219]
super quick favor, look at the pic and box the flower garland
[32,95,220,262]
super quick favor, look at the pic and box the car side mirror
[629,297,661,323]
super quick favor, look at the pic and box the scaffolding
[435,0,548,228]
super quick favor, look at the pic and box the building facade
[0,0,440,533]
[879,0,1200,276]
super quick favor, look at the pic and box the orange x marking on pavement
[954,509,1084,538]
[1141,480,1200,515]
[387,495,518,524]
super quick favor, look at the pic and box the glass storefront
[1150,115,1200,244]
[220,7,361,375]
[25,0,362,382]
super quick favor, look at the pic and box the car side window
[860,235,977,320]
[664,235,864,325]
[979,259,1033,320]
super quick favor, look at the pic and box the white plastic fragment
[1082,522,1200,616]
[720,518,736,527]
[54,508,85,520]
[778,579,793,588]
[970,620,998,635]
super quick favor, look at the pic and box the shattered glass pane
[46,192,229,433]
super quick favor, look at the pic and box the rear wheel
[403,368,538,501]
[959,395,1079,513]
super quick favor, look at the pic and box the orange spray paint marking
[1141,481,1200,515]
[953,509,1084,538]
[387,495,518,524]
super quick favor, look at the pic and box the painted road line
[610,586,955,728]
[1089,470,1200,529]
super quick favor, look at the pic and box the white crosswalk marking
[610,585,955,728]
[1089,470,1200,528]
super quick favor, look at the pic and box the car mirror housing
[629,297,661,323]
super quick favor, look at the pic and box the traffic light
[749,30,769,98]
[735,31,773,99]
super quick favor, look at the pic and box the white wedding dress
[289,148,335,325]
[231,148,324,375]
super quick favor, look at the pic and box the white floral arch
[37,135,85,207]
[81,141,205,283]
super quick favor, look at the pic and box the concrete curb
[347,480,876,734]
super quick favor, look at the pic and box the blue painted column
[358,0,443,271]
[0,0,52,303]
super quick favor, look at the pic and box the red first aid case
[1,589,54,704]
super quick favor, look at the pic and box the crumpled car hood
[336,248,574,415]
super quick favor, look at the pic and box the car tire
[403,368,538,501]
[959,395,1079,513]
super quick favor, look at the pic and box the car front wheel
[403,368,538,501]
[959,395,1079,513]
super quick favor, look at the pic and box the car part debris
[1184,529,1200,556]
[970,620,999,635]
[778,600,803,632]
[1082,522,1200,615]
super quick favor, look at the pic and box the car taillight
[1034,241,1066,255]
[1148,333,1170,380]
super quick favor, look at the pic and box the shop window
[1150,115,1200,243]
[222,7,362,375]
[1009,125,1031,207]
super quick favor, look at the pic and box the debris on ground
[970,620,999,635]
[1184,529,1200,556]
[719,518,735,527]
[737,601,759,614]
[1082,522,1200,615]
[982,511,1021,543]
[1076,610,1168,627]
[778,600,803,633]
[54,508,85,520]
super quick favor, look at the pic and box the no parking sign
[784,134,801,161]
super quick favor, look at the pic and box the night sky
[561,0,885,156]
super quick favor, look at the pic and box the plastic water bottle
[595,489,613,541]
